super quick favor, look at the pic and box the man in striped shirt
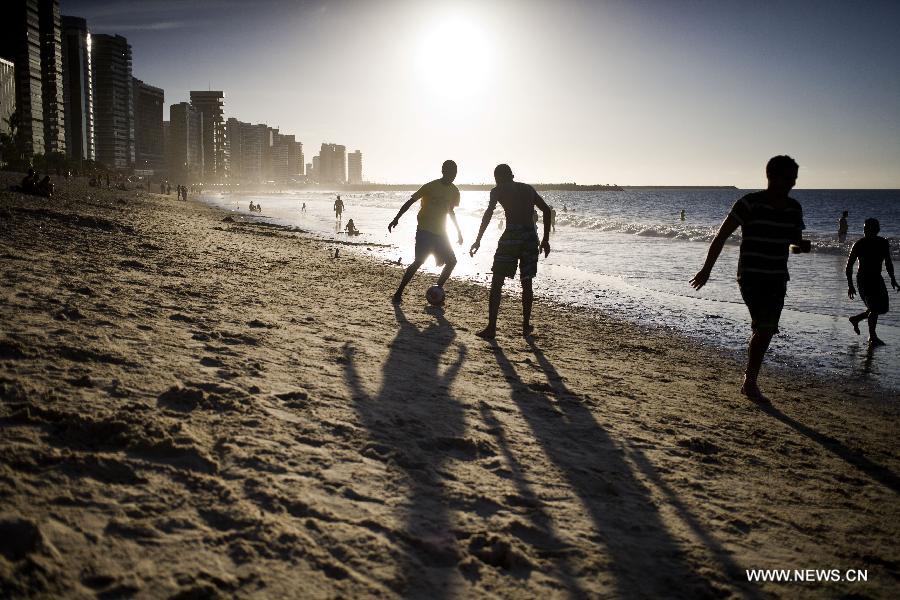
[690,156,810,402]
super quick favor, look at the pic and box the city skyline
[57,0,900,188]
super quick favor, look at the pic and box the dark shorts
[415,229,455,267]
[738,276,787,332]
[492,225,540,280]
[858,274,889,315]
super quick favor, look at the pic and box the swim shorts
[492,225,540,280]
[858,274,889,315]
[415,229,455,267]
[738,275,787,332]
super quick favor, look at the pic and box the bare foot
[869,337,886,347]
[475,327,496,340]
[740,381,771,404]
[849,316,860,335]
[522,324,534,338]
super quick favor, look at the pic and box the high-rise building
[168,101,202,182]
[61,16,93,164]
[39,0,65,156]
[347,150,363,184]
[311,155,320,183]
[0,58,15,138]
[1,0,47,156]
[189,90,225,182]
[270,131,303,182]
[318,143,346,184]
[305,162,313,182]
[92,34,133,169]
[225,118,269,183]
[132,77,164,172]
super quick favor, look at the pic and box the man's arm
[846,242,859,298]
[448,209,463,245]
[388,186,425,232]
[534,191,552,257]
[469,190,498,256]
[885,242,898,291]
[690,214,740,290]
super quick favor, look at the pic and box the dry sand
[1,176,897,599]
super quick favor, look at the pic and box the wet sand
[1,176,897,598]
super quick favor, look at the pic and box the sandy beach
[1,176,897,598]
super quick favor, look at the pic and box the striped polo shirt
[729,191,805,280]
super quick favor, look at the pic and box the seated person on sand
[846,218,898,347]
[249,201,256,211]
[345,219,360,235]
[36,176,54,198]
[19,169,38,194]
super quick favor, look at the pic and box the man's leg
[522,277,534,336]
[436,256,457,288]
[393,260,423,303]
[742,328,775,400]
[849,310,869,335]
[868,313,884,345]
[476,275,505,339]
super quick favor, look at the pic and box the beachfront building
[269,131,303,182]
[0,59,15,138]
[168,102,203,183]
[132,77,164,174]
[189,90,226,183]
[347,149,363,184]
[1,1,47,156]
[225,118,271,183]
[61,16,94,165]
[318,143,346,185]
[92,34,133,170]
[39,0,66,157]
[310,156,321,183]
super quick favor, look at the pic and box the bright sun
[415,15,492,100]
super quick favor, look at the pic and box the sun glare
[415,14,492,101]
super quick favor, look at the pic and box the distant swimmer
[680,209,686,222]
[563,204,568,213]
[388,160,463,304]
[470,164,552,339]
[301,202,307,213]
[690,155,810,403]
[838,211,849,243]
[846,218,897,346]
[334,195,345,219]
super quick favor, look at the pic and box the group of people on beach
[388,156,896,403]
[13,169,54,198]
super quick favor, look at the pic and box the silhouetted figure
[388,159,463,304]
[20,169,37,194]
[345,219,360,236]
[838,211,849,243]
[301,202,306,213]
[249,201,256,211]
[550,207,557,232]
[847,218,897,346]
[160,181,166,194]
[334,195,344,219]
[470,164,552,338]
[680,209,686,222]
[690,155,810,403]
[166,182,171,195]
[37,176,54,198]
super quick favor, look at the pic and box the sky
[66,0,900,187]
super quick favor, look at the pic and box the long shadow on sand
[487,338,724,598]
[754,401,899,494]
[342,305,466,597]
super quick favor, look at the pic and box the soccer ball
[425,285,445,306]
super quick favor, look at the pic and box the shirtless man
[334,195,345,219]
[470,164,551,339]
[847,218,898,346]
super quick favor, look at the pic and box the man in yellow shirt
[388,160,464,304]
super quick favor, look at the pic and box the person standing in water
[847,218,897,346]
[470,164,552,339]
[690,155,810,403]
[680,209,686,222]
[334,195,345,219]
[387,160,463,304]
[838,211,849,243]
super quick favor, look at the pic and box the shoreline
[1,178,898,597]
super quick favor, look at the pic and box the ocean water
[202,188,900,392]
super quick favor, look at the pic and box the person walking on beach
[838,211,849,242]
[846,218,897,346]
[690,155,810,403]
[387,159,463,304]
[550,207,557,232]
[469,164,552,339]
[334,195,345,219]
